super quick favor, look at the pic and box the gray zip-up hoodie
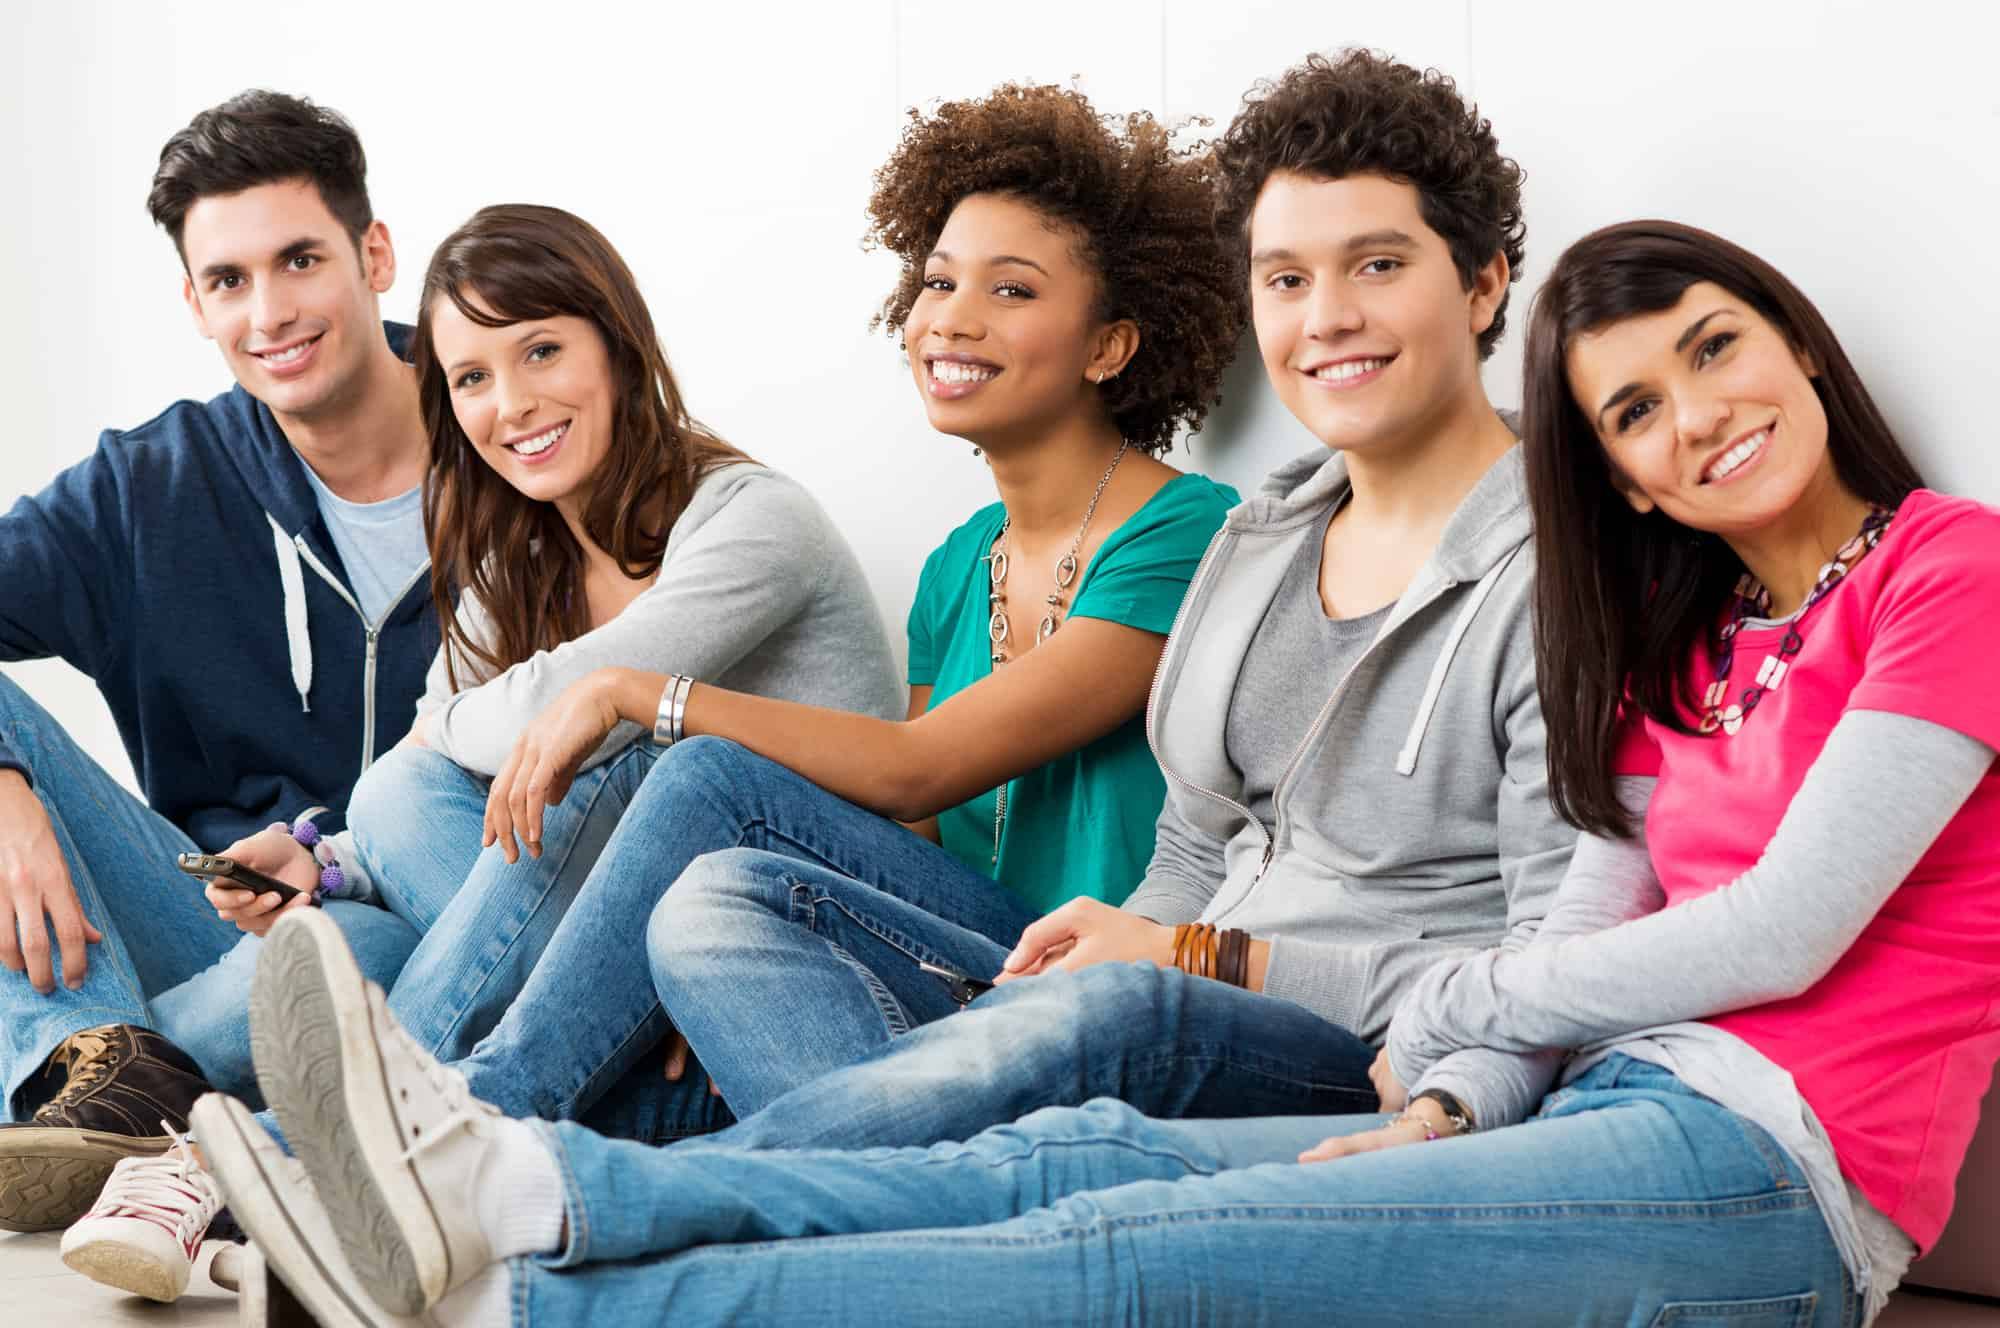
[1121,443,1576,1041]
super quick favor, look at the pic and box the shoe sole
[0,1129,173,1232]
[60,1228,188,1302]
[191,1095,397,1328]
[252,910,443,1315]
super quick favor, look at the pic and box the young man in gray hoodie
[192,52,1586,1326]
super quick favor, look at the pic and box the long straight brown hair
[1522,220,1924,838]
[412,205,744,688]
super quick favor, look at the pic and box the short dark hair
[147,90,373,262]
[865,83,1243,455]
[1213,49,1526,360]
[1522,220,1924,838]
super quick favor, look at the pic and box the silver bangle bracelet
[671,673,694,745]
[653,675,686,747]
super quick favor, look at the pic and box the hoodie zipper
[1147,517,1463,904]
[290,537,430,771]
[1252,577,1457,888]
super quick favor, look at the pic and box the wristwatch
[1411,1087,1475,1136]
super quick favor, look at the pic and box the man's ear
[183,274,213,340]
[362,220,396,295]
[1468,249,1510,340]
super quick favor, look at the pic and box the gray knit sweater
[418,462,905,774]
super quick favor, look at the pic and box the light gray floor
[1,1230,236,1325]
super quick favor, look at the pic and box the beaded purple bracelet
[267,808,346,903]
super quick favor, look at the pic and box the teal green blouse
[906,472,1238,915]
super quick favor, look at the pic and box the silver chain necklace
[981,440,1130,864]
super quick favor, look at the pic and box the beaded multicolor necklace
[1699,504,1893,736]
[981,441,1130,864]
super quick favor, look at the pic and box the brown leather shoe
[0,1024,214,1232]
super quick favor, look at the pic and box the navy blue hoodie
[0,324,437,848]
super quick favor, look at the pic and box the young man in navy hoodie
[0,90,436,1237]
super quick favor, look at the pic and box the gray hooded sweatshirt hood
[1121,442,1576,1041]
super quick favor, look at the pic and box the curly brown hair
[865,84,1243,454]
[1213,50,1526,360]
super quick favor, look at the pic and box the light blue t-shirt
[295,455,429,623]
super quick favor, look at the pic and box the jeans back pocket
[1649,1292,1817,1327]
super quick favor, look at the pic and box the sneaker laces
[375,993,499,1166]
[81,1123,222,1249]
[42,1028,118,1109]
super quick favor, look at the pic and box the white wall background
[4,0,1997,792]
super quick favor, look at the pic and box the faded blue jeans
[440,735,1039,1139]
[0,673,417,1114]
[340,741,661,1064]
[449,736,1373,1148]
[509,1056,1859,1326]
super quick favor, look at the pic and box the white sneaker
[190,1092,439,1328]
[252,909,501,1314]
[59,1123,220,1301]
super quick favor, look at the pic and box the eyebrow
[443,324,560,377]
[1673,309,1728,352]
[925,249,1050,277]
[197,235,325,283]
[1248,229,1418,267]
[1593,309,1734,426]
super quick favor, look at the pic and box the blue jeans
[0,673,417,1114]
[511,1056,1858,1326]
[535,737,1372,1145]
[677,959,1378,1152]
[342,741,660,1062]
[445,736,1037,1138]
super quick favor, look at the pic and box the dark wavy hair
[1213,49,1526,360]
[1523,220,1924,837]
[148,90,372,262]
[865,83,1243,454]
[413,205,744,689]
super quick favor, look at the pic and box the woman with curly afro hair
[626,82,1246,1110]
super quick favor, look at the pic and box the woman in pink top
[177,220,1994,1326]
[1376,218,2000,1322]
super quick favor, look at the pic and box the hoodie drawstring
[1395,543,1523,777]
[267,515,313,713]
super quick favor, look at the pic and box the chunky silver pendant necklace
[981,440,1130,863]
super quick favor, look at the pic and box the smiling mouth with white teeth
[509,422,569,456]
[253,335,320,365]
[1309,356,1392,383]
[1703,424,1772,483]
[929,360,1000,385]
